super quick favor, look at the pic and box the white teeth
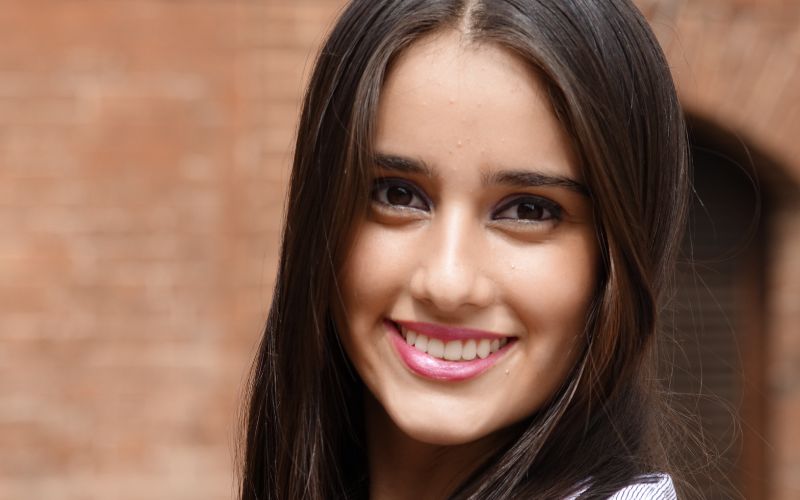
[427,338,445,358]
[414,333,429,352]
[399,326,511,362]
[476,339,491,359]
[444,340,462,361]
[462,339,477,360]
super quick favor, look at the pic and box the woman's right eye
[371,179,430,211]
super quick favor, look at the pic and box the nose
[409,208,495,313]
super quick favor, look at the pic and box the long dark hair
[239,1,690,498]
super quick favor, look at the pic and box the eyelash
[494,195,562,223]
[371,178,430,212]
[370,177,563,224]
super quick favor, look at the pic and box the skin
[338,30,599,500]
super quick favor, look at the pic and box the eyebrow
[373,152,589,196]
[483,169,589,196]
[374,153,433,177]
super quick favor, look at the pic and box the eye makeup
[371,177,431,212]
[369,175,566,232]
[493,194,562,223]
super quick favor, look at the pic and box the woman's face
[339,31,598,446]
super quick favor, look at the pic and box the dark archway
[661,114,793,499]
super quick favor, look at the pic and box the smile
[400,325,509,361]
[386,319,516,381]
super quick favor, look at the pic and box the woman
[240,0,690,498]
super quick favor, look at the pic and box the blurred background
[0,0,797,498]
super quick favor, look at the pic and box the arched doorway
[662,115,793,499]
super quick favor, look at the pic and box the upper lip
[392,319,513,342]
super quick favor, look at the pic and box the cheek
[506,230,598,394]
[343,226,391,298]
[501,232,597,333]
[501,235,597,415]
[340,223,413,327]
[337,222,420,395]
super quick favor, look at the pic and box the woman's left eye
[493,196,562,223]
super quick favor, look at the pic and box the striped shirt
[609,474,676,499]
[567,474,677,499]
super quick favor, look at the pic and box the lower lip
[386,320,513,382]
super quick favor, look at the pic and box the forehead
[374,30,580,182]
[386,30,536,96]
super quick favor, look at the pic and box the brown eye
[517,202,547,220]
[386,185,414,206]
[494,196,561,223]
[371,178,430,211]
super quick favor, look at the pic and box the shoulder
[608,474,677,500]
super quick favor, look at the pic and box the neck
[364,395,506,500]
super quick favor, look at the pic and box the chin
[403,423,484,446]
[385,402,514,447]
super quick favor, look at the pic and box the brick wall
[0,1,344,498]
[641,0,800,180]
[0,1,797,499]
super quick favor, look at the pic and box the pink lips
[386,319,514,382]
[394,320,508,341]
